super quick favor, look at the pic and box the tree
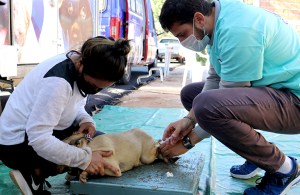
[151,0,172,38]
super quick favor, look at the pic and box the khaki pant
[181,82,300,173]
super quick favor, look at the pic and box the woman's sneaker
[244,156,300,195]
[230,160,262,179]
[9,169,51,195]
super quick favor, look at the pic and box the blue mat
[1,105,300,194]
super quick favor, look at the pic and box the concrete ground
[117,62,208,108]
[118,65,184,108]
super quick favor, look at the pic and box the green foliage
[151,0,165,24]
[151,0,169,39]
[196,52,208,64]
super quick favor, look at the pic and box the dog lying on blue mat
[60,128,171,183]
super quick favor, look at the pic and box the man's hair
[80,36,131,82]
[159,0,213,32]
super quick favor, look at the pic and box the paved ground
[117,64,186,108]
[117,61,208,109]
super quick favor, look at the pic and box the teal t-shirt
[209,0,300,97]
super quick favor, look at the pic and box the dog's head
[63,132,90,148]
[155,140,179,163]
[57,133,92,175]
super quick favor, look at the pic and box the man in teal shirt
[158,0,300,194]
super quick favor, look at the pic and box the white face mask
[181,19,210,52]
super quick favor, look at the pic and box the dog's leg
[104,158,122,177]
[78,158,122,183]
[79,171,88,183]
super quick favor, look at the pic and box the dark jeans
[181,82,300,173]
[0,124,104,178]
[0,95,9,116]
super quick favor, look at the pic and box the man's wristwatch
[182,135,194,149]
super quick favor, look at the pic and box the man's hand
[78,122,96,137]
[162,118,194,145]
[85,151,120,176]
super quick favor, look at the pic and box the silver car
[157,38,185,64]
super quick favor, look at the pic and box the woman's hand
[77,122,96,137]
[85,151,120,176]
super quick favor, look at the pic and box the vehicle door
[143,0,158,66]
[98,0,110,37]
[126,0,144,65]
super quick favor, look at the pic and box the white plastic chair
[182,50,209,87]
[136,67,163,85]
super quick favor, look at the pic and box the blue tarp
[0,105,300,194]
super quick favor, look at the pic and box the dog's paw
[79,176,87,183]
[105,168,122,177]
[79,171,88,183]
[79,178,87,183]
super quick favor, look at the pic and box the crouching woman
[0,36,130,195]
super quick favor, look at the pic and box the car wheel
[178,57,184,64]
[181,57,186,64]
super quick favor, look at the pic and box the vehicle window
[135,0,144,16]
[160,39,179,44]
[160,39,168,43]
[122,0,126,12]
[129,0,136,12]
[99,0,107,12]
[169,39,179,44]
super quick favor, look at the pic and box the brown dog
[62,128,163,183]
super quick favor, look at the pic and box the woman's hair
[159,0,213,32]
[80,36,131,81]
